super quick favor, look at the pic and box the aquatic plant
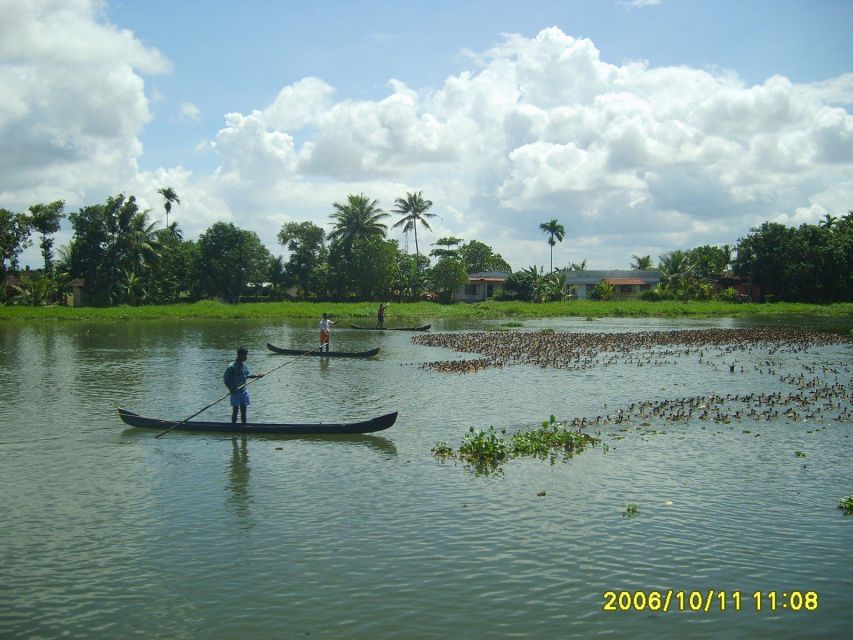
[838,496,853,513]
[439,416,601,474]
[459,426,509,465]
[511,415,599,459]
[795,451,806,458]
[624,503,640,517]
[431,441,455,457]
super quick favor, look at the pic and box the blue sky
[3,0,852,270]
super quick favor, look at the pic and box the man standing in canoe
[377,302,388,329]
[319,313,335,352]
[223,347,263,424]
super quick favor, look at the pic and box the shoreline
[1,299,852,324]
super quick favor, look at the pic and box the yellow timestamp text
[602,590,819,612]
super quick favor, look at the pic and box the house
[561,270,662,300]
[712,272,761,301]
[456,271,511,302]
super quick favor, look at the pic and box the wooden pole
[154,345,322,439]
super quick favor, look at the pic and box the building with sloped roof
[561,269,662,299]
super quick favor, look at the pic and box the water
[1,317,851,639]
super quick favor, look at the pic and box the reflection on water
[1,317,851,640]
[229,435,251,523]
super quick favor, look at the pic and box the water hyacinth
[433,416,600,474]
[838,496,853,513]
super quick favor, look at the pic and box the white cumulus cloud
[2,12,850,271]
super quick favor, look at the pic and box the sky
[2,0,852,271]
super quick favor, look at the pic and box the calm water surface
[1,316,851,639]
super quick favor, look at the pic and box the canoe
[349,324,431,331]
[266,342,379,358]
[117,408,398,434]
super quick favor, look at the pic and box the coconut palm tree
[391,191,436,262]
[328,193,388,256]
[819,213,838,229]
[630,254,653,270]
[157,187,181,227]
[539,219,565,272]
[569,259,588,272]
[658,250,695,299]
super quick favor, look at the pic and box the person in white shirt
[319,313,335,352]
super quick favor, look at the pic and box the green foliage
[686,244,732,279]
[429,255,468,303]
[794,451,806,458]
[391,191,435,259]
[0,208,33,281]
[458,426,509,472]
[459,239,511,273]
[631,254,653,270]
[734,219,853,302]
[510,415,599,459]
[590,280,615,301]
[65,194,161,306]
[623,503,640,517]
[838,496,853,513]
[196,222,271,302]
[3,298,853,321]
[431,441,455,457]
[328,193,388,257]
[539,219,565,272]
[157,187,180,227]
[437,416,601,475]
[277,221,328,299]
[27,201,64,277]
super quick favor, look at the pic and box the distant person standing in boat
[223,347,263,424]
[377,303,388,329]
[319,313,335,352]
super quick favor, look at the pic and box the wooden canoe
[348,323,431,331]
[266,342,379,358]
[117,408,398,434]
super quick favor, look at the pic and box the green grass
[1,298,852,322]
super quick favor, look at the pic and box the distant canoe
[266,342,380,358]
[118,408,397,435]
[349,323,431,331]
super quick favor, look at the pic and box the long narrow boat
[117,408,398,434]
[266,342,379,358]
[348,323,431,331]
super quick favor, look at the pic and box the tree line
[0,190,507,305]
[1,189,851,305]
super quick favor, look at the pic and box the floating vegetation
[838,496,853,513]
[795,451,807,458]
[431,441,454,457]
[458,426,510,474]
[624,503,640,517]
[432,416,600,475]
[510,415,599,461]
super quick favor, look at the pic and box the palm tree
[569,259,587,272]
[157,187,181,227]
[630,255,653,270]
[539,219,565,272]
[658,250,695,299]
[328,193,388,256]
[819,213,838,229]
[392,191,436,262]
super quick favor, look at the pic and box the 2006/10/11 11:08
[602,590,819,612]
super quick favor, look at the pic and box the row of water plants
[432,415,602,475]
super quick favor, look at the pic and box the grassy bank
[1,299,852,322]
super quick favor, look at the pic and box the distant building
[456,271,511,302]
[712,272,761,301]
[561,270,662,299]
